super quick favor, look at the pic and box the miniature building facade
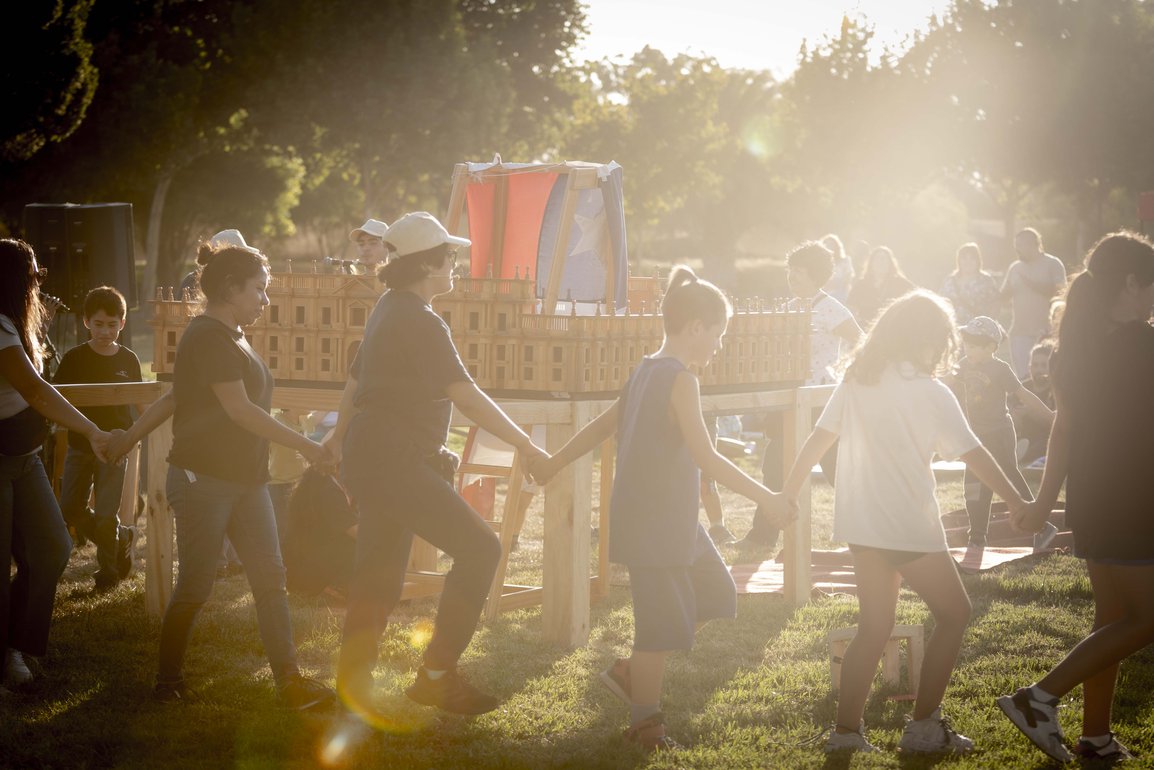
[150,273,810,396]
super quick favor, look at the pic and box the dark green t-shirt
[168,315,273,483]
[955,355,1020,433]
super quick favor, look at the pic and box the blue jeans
[0,453,72,660]
[159,466,299,685]
[60,448,129,580]
[337,416,501,702]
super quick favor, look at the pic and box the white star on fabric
[569,207,608,258]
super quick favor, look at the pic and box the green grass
[5,472,1154,768]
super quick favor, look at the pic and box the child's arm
[833,317,863,346]
[1014,384,1054,425]
[1014,391,1070,533]
[959,444,1029,514]
[320,375,360,465]
[781,427,838,505]
[532,400,619,484]
[110,389,176,461]
[670,373,792,524]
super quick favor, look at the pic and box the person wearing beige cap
[323,211,547,718]
[348,219,389,265]
[951,315,1054,550]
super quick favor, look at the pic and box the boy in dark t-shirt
[54,286,142,591]
[951,317,1053,548]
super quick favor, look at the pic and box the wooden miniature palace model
[150,160,811,395]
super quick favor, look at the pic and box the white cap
[208,229,261,255]
[384,211,470,258]
[348,218,389,242]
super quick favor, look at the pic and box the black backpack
[283,468,357,596]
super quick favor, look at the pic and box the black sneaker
[154,679,198,704]
[405,667,499,715]
[116,526,135,579]
[279,675,336,711]
[1074,733,1133,762]
[93,572,119,593]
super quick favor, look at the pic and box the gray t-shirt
[0,314,31,419]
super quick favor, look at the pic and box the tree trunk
[142,170,175,303]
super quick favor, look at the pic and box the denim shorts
[627,524,737,652]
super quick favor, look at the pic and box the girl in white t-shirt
[782,291,1029,755]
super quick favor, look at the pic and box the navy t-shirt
[609,357,700,567]
[1058,321,1154,560]
[349,289,472,455]
[53,342,142,452]
[168,315,273,483]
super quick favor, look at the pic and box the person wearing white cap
[348,219,389,265]
[323,211,548,717]
[178,229,262,300]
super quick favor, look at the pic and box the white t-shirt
[817,362,980,551]
[1001,254,1066,338]
[791,292,855,386]
[0,314,31,419]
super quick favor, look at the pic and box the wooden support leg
[542,402,594,647]
[593,438,614,601]
[484,451,524,620]
[144,419,175,617]
[782,390,813,607]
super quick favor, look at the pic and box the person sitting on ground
[534,266,792,751]
[1011,340,1055,467]
[949,316,1054,550]
[0,239,113,690]
[52,286,142,593]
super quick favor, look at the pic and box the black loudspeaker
[22,203,137,310]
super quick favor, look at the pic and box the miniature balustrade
[149,272,810,395]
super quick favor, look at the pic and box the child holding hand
[534,266,793,751]
[780,291,1029,754]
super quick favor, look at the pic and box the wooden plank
[55,381,164,407]
[541,400,595,647]
[144,418,175,617]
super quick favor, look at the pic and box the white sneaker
[3,649,33,686]
[898,708,974,753]
[823,724,879,753]
[997,687,1073,762]
[1033,521,1060,552]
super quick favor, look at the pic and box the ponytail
[660,265,730,334]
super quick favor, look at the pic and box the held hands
[521,443,553,486]
[320,430,343,467]
[302,438,337,470]
[1011,500,1052,534]
[106,429,136,464]
[88,429,114,464]
[761,491,799,530]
